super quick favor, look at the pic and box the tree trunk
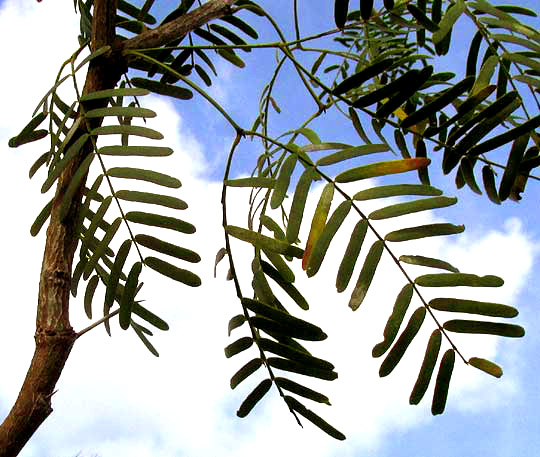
[0,1,237,454]
[0,1,121,455]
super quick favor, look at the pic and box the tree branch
[123,0,238,53]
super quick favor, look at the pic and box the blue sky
[0,1,539,456]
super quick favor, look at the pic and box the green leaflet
[332,58,394,95]
[135,234,201,263]
[300,143,349,154]
[468,357,503,378]
[210,24,250,51]
[470,55,499,96]
[429,298,518,318]
[260,261,308,310]
[334,0,349,28]
[446,91,519,149]
[275,377,330,405]
[230,358,263,389]
[82,196,113,249]
[258,338,334,371]
[226,226,304,258]
[236,379,272,418]
[105,239,132,311]
[126,211,195,234]
[271,154,297,209]
[368,196,457,220]
[284,396,346,441]
[83,217,122,280]
[217,48,246,68]
[499,134,530,202]
[30,199,53,237]
[400,255,459,273]
[295,128,321,145]
[400,76,475,130]
[250,316,326,342]
[336,158,431,183]
[432,0,465,45]
[91,125,164,140]
[429,85,495,139]
[307,201,352,278]
[360,0,373,20]
[353,184,442,201]
[514,75,540,89]
[482,165,501,205]
[144,256,201,287]
[132,323,159,357]
[41,133,90,193]
[118,0,156,23]
[84,274,99,320]
[349,240,384,311]
[116,190,187,210]
[415,273,504,287]
[303,183,334,270]
[407,3,439,32]
[107,167,181,188]
[316,144,388,166]
[376,66,434,120]
[379,307,426,377]
[352,69,421,108]
[98,145,173,157]
[242,298,325,339]
[286,167,316,243]
[132,302,169,331]
[459,158,482,195]
[394,130,410,159]
[336,220,368,293]
[120,262,142,330]
[267,357,337,381]
[385,223,465,242]
[29,152,49,179]
[491,34,540,53]
[469,118,539,158]
[372,283,414,358]
[74,46,111,73]
[252,259,281,307]
[409,330,442,405]
[224,336,253,358]
[8,129,48,148]
[85,106,156,119]
[59,153,96,222]
[447,96,521,167]
[130,77,193,100]
[260,215,286,241]
[349,107,372,144]
[79,87,149,102]
[8,111,47,149]
[228,314,246,336]
[263,250,295,283]
[432,350,455,415]
[443,320,525,337]
[71,257,88,298]
[220,15,258,39]
[225,177,275,188]
[503,52,540,74]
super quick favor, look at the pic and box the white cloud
[0,2,537,457]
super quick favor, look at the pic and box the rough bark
[0,1,239,455]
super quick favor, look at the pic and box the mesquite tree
[2,0,539,454]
